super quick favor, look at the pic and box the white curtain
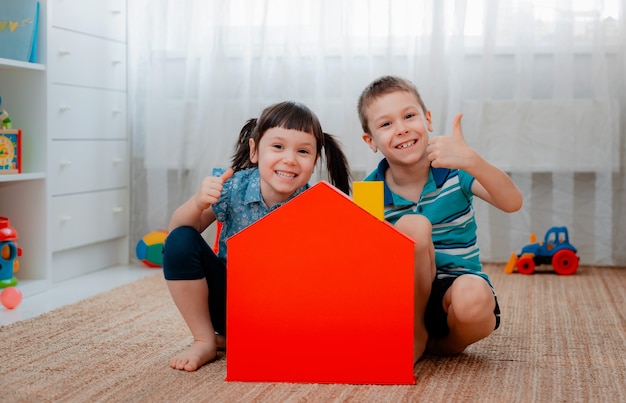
[128,0,625,265]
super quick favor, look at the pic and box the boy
[357,75,522,363]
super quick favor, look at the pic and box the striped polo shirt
[364,159,490,284]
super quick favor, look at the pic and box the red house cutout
[226,181,416,384]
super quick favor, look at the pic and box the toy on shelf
[505,226,579,275]
[135,229,168,268]
[0,96,21,175]
[0,96,12,129]
[0,216,22,309]
[0,0,40,63]
[0,128,21,174]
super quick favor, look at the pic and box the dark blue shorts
[424,275,501,339]
[162,226,227,335]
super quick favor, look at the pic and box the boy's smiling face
[362,90,433,167]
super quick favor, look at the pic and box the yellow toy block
[353,181,384,221]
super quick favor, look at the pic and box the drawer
[49,28,126,90]
[50,189,129,252]
[49,85,127,140]
[51,0,126,42]
[49,140,129,195]
[52,239,128,283]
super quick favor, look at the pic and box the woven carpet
[1,264,625,402]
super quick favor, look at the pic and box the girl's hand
[194,168,234,210]
[427,114,478,170]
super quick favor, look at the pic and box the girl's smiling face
[362,90,433,167]
[249,126,318,207]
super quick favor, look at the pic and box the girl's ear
[249,138,258,163]
[362,133,378,153]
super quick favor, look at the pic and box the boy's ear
[426,110,433,132]
[249,138,258,163]
[362,133,378,153]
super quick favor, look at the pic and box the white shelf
[0,1,50,292]
[0,173,46,183]
[0,58,45,71]
[1,0,129,294]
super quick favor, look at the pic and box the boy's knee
[448,277,495,325]
[395,215,432,244]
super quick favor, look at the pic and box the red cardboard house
[226,181,416,384]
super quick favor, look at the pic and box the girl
[163,101,351,372]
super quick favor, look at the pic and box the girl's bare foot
[170,340,217,372]
[216,334,226,351]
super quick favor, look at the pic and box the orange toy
[226,181,416,384]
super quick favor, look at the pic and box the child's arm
[427,114,522,213]
[168,168,234,232]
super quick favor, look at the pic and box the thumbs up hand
[194,168,234,210]
[427,114,477,170]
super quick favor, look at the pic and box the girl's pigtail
[231,118,257,172]
[322,132,351,195]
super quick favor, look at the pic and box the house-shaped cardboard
[226,181,416,384]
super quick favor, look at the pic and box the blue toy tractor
[505,226,579,275]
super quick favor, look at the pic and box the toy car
[505,226,579,275]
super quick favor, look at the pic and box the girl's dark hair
[231,101,351,194]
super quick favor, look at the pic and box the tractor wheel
[552,249,579,275]
[516,256,535,275]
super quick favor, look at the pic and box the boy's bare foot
[170,340,217,372]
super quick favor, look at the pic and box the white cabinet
[48,0,129,282]
[0,0,130,295]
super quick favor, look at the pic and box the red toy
[505,226,579,275]
[0,217,22,309]
[1,286,22,309]
[226,181,416,385]
[0,217,21,288]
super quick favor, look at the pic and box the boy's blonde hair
[357,75,427,134]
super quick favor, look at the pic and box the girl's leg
[395,215,436,364]
[162,226,226,372]
[166,278,217,371]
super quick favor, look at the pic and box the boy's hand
[427,113,477,170]
[194,168,234,210]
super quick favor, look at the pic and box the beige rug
[1,264,625,402]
